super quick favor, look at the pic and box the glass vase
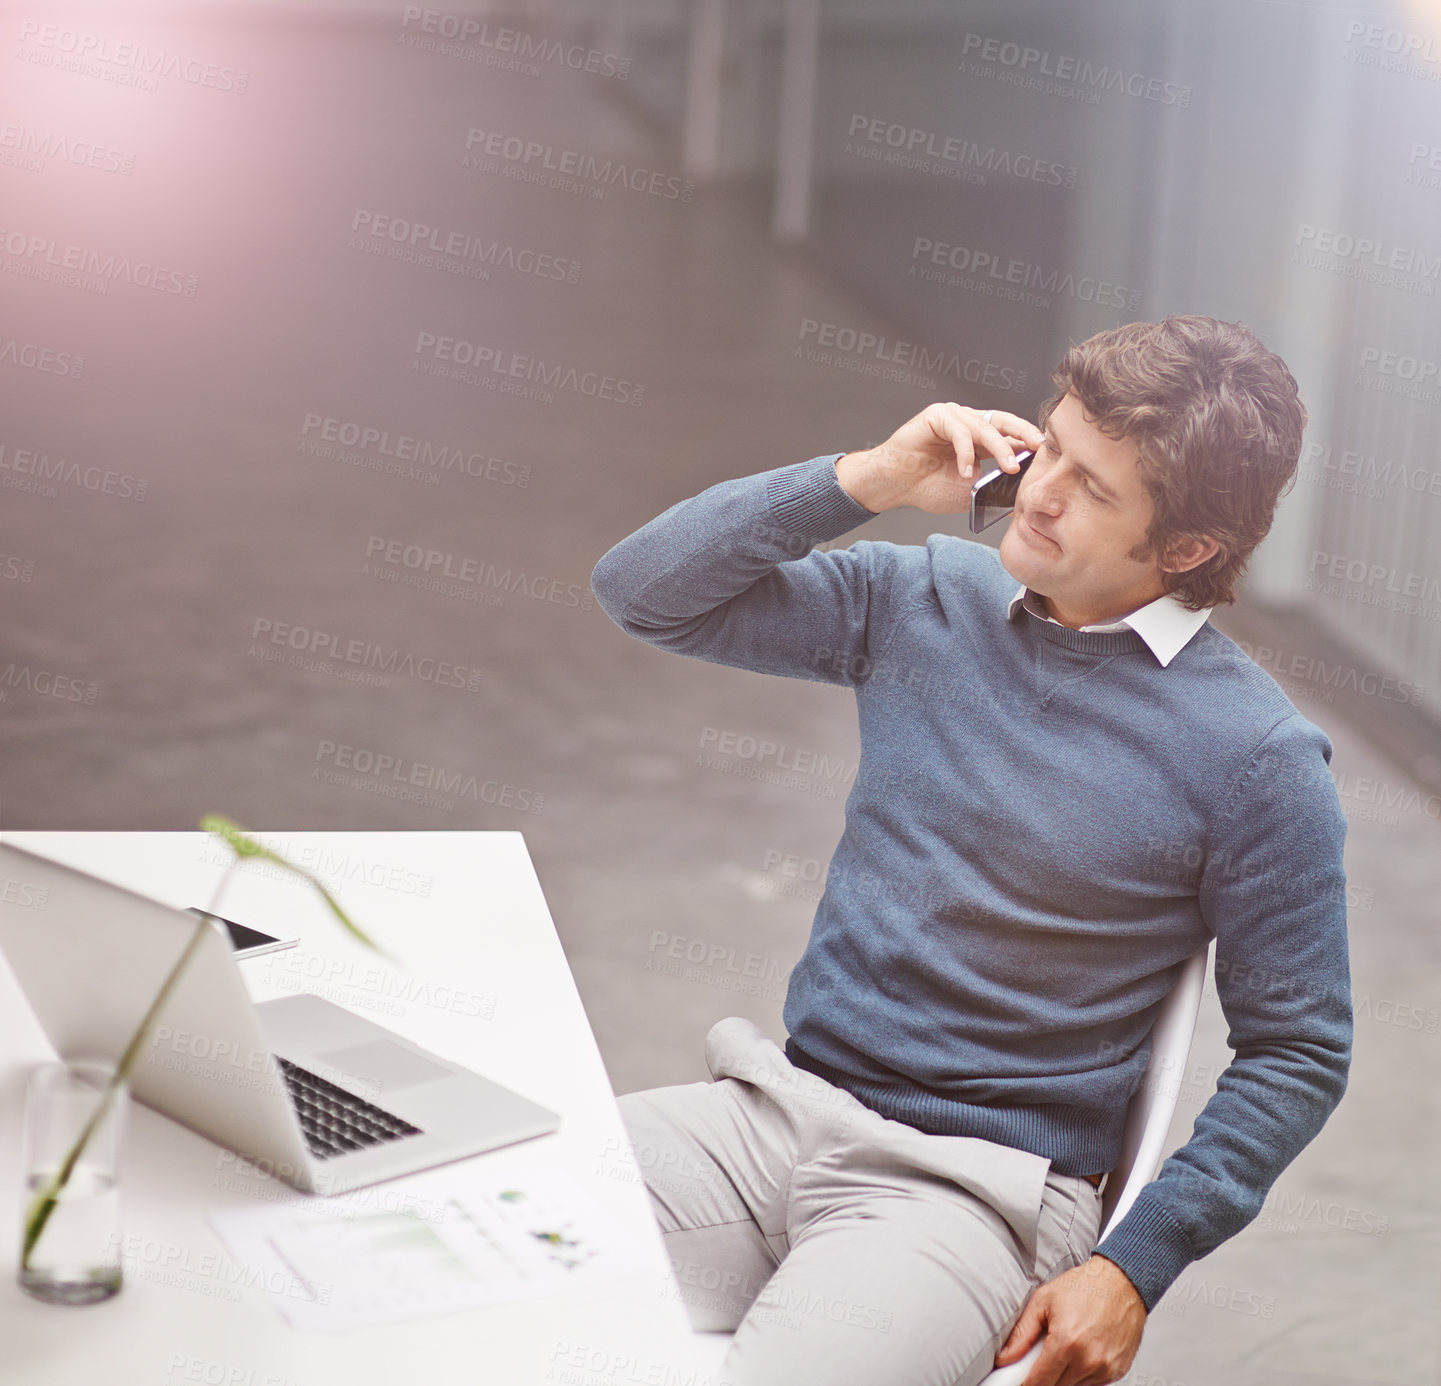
[18,1058,127,1305]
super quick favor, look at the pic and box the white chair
[683,943,1212,1384]
[980,942,1211,1385]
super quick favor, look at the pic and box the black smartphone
[188,906,299,959]
[968,450,1035,533]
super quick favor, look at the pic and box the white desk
[0,831,706,1386]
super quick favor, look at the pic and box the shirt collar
[1007,585,1211,668]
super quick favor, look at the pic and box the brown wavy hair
[1038,315,1306,611]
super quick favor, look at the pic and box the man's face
[997,391,1174,629]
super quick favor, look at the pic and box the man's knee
[668,1241,774,1331]
[611,1084,756,1237]
[614,1087,654,1141]
[616,1087,716,1178]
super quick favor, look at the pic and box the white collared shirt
[1007,585,1213,668]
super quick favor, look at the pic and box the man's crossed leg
[618,1019,1102,1386]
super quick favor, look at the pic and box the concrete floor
[1,9,1438,1383]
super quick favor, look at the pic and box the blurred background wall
[3,1,1440,1376]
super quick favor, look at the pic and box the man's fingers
[925,403,980,478]
[946,404,1018,472]
[987,409,1047,453]
[994,1292,1048,1364]
[1018,1331,1081,1386]
[895,400,1040,502]
[975,418,1021,471]
[955,404,1041,473]
[1021,1333,1122,1386]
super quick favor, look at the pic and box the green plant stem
[19,822,389,1277]
[21,862,241,1271]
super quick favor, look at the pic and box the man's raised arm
[589,404,1041,685]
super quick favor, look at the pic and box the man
[590,316,1351,1386]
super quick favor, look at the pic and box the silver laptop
[0,842,560,1196]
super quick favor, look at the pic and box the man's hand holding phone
[834,402,1045,515]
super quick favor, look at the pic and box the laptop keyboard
[275,1056,424,1160]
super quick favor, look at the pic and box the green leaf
[23,818,401,1276]
[199,816,394,960]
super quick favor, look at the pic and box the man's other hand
[834,402,1045,515]
[992,1254,1148,1386]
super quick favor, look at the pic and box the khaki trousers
[618,1018,1103,1386]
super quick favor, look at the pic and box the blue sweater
[591,453,1352,1311]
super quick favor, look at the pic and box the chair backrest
[687,947,1215,1386]
[979,941,1211,1386]
[1098,942,1211,1234]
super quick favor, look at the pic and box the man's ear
[1161,533,1221,576]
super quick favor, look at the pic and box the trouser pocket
[1032,1170,1104,1284]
